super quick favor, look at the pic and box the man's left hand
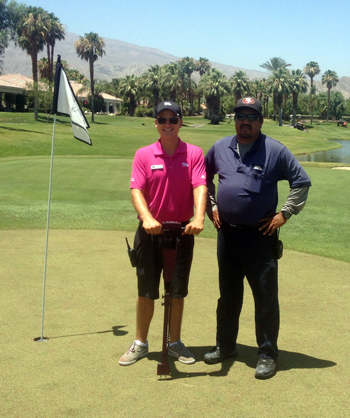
[259,212,287,236]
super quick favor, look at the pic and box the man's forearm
[206,179,217,215]
[131,188,162,234]
[281,186,310,215]
[193,185,207,222]
[131,188,153,221]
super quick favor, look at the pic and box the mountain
[2,32,350,98]
[1,32,270,82]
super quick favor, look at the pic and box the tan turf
[1,230,349,417]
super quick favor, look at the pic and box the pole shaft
[40,114,56,341]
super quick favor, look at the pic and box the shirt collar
[229,132,264,153]
[154,138,186,157]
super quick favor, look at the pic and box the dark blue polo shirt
[205,133,312,225]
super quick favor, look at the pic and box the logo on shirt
[201,175,206,179]
[151,165,164,170]
[182,162,189,167]
[131,177,135,182]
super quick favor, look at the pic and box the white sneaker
[168,340,195,364]
[119,341,148,366]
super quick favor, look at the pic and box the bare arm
[131,188,162,235]
[184,185,207,235]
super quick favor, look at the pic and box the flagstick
[35,114,57,342]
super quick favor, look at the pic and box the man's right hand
[142,218,162,235]
[209,209,222,229]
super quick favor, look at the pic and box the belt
[226,222,261,229]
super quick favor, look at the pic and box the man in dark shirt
[204,97,311,379]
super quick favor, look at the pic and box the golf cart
[337,119,348,127]
[294,121,308,132]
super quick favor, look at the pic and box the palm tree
[118,74,139,116]
[196,57,211,77]
[322,70,339,122]
[179,57,196,111]
[143,65,161,117]
[198,68,230,124]
[268,68,291,126]
[230,70,251,103]
[304,61,320,124]
[290,69,308,126]
[74,32,105,122]
[160,62,184,102]
[45,13,65,83]
[260,57,291,73]
[16,6,49,120]
[261,57,291,120]
[38,57,49,80]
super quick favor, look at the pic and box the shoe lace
[258,358,273,366]
[127,342,136,354]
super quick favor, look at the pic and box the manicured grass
[1,229,349,417]
[1,113,350,262]
[1,113,349,416]
[1,113,348,158]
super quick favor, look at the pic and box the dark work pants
[216,223,279,360]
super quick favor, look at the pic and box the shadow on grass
[148,343,336,380]
[46,325,128,340]
[0,126,49,135]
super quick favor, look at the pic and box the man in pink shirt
[119,100,207,366]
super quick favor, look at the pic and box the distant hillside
[2,32,350,98]
[1,32,270,82]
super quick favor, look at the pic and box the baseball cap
[156,100,182,118]
[234,97,262,117]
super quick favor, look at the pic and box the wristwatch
[281,210,292,220]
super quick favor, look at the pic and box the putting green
[1,230,349,417]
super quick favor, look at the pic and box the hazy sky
[23,0,349,78]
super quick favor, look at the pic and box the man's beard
[238,125,252,139]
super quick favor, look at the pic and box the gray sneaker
[168,340,195,364]
[255,358,277,379]
[119,341,148,366]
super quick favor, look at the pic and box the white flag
[52,56,92,145]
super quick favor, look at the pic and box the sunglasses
[235,113,260,122]
[157,117,179,125]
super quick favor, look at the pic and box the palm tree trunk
[279,106,283,126]
[90,58,94,122]
[50,43,55,84]
[46,44,51,84]
[31,50,39,121]
[327,88,330,123]
[273,94,277,121]
[152,90,159,118]
[310,77,314,125]
[292,94,297,126]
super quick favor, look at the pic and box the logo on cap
[164,101,172,106]
[242,98,255,104]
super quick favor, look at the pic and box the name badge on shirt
[151,164,163,170]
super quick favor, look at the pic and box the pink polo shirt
[130,139,206,223]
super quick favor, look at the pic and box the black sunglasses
[235,113,260,122]
[157,117,179,125]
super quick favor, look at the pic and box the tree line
[0,0,347,124]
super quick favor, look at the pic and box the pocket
[244,167,264,193]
